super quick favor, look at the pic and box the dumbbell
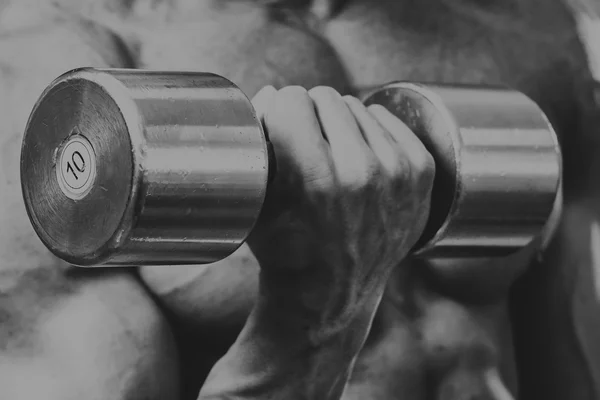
[20,68,562,267]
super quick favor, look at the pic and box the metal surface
[363,82,562,258]
[21,68,269,266]
[21,71,562,267]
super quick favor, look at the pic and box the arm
[197,85,435,399]
[199,284,381,400]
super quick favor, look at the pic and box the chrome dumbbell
[20,68,561,266]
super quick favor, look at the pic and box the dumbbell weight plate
[363,82,562,258]
[21,68,269,266]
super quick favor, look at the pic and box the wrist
[255,282,383,346]
[257,266,387,345]
[199,286,384,400]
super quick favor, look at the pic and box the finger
[343,95,400,174]
[367,104,427,152]
[308,86,372,170]
[368,104,434,172]
[264,86,333,185]
[251,85,277,123]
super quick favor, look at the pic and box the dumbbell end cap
[363,81,562,259]
[20,68,143,266]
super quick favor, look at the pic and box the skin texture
[197,85,434,399]
[0,0,598,399]
[0,3,179,400]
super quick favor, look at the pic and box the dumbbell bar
[20,68,561,267]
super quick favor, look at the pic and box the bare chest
[130,0,588,131]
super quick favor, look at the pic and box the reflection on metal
[21,70,562,266]
[21,68,269,266]
[363,82,562,258]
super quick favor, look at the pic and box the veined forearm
[198,290,383,400]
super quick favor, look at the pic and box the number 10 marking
[66,150,86,180]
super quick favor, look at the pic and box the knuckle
[379,147,406,177]
[412,149,436,181]
[267,86,312,125]
[342,94,361,105]
[304,170,335,192]
[277,85,310,103]
[385,153,411,181]
[338,157,380,189]
[378,157,399,178]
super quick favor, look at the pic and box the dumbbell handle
[20,69,562,267]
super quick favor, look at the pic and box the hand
[247,85,435,337]
[192,85,434,399]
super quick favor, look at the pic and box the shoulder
[0,3,179,399]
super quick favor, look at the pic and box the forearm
[198,284,384,400]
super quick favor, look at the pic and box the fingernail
[366,103,387,113]
[342,95,362,105]
[308,85,342,102]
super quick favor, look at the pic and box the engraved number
[66,151,85,180]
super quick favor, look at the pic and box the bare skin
[194,84,435,399]
[0,0,598,399]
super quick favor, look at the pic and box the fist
[248,85,435,335]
